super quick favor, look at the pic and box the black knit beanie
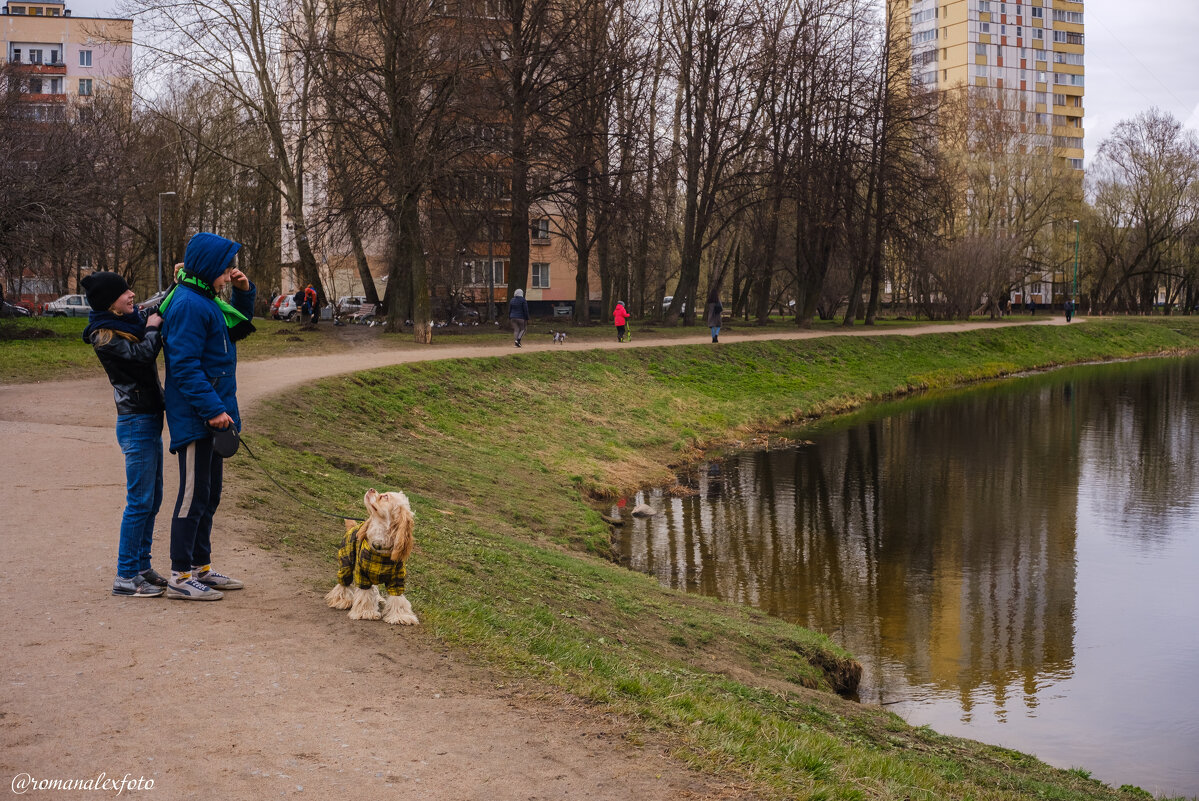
[81,271,129,312]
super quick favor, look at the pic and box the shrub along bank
[235,319,1199,801]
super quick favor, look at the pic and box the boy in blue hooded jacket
[160,232,256,600]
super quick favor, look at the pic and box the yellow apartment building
[893,0,1085,171]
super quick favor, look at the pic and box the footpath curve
[0,318,1065,799]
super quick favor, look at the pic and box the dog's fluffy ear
[389,501,415,564]
[344,518,357,533]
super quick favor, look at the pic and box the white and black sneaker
[166,573,224,601]
[193,566,243,591]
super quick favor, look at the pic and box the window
[28,77,43,93]
[9,5,26,12]
[980,22,990,33]
[911,7,936,24]
[1031,6,1043,18]
[79,50,92,67]
[11,48,20,62]
[1053,93,1067,105]
[978,0,991,12]
[913,29,937,44]
[1053,9,1084,24]
[1069,158,1084,170]
[78,79,92,96]
[976,43,988,57]
[1032,28,1043,40]
[49,77,61,94]
[49,49,59,64]
[531,263,550,289]
[1053,30,1084,45]
[1053,51,1084,65]
[531,218,550,240]
[29,49,43,64]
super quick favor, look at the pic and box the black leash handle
[235,433,366,522]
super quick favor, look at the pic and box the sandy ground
[0,318,1064,799]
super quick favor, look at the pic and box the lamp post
[1072,218,1080,305]
[157,192,177,294]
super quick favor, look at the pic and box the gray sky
[65,0,1199,163]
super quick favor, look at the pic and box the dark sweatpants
[170,436,223,573]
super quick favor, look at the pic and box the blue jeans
[115,412,164,578]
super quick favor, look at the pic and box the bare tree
[1087,109,1199,314]
[128,0,325,298]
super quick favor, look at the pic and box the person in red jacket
[613,301,630,342]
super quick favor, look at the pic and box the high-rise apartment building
[895,0,1085,172]
[2,0,132,117]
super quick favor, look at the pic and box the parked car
[661,295,687,314]
[271,294,298,321]
[43,294,91,317]
[2,300,33,318]
[336,296,368,316]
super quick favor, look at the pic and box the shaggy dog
[324,489,418,625]
[551,330,568,343]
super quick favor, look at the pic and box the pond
[612,356,1199,797]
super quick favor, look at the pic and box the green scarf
[160,270,256,342]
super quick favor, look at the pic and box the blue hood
[183,232,242,285]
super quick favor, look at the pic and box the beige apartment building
[2,0,132,117]
[895,0,1085,172]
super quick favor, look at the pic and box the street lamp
[1072,218,1080,309]
[157,192,177,294]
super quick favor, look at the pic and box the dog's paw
[382,595,419,625]
[348,587,383,619]
[325,584,354,610]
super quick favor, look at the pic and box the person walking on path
[613,301,630,342]
[705,291,724,343]
[160,232,256,600]
[509,288,530,347]
[81,271,168,598]
[1065,299,1075,322]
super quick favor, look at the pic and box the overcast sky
[64,0,1199,164]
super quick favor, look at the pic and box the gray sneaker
[166,575,224,601]
[112,575,165,597]
[193,568,243,591]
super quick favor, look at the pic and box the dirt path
[0,318,1066,799]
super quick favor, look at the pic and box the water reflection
[614,356,1199,795]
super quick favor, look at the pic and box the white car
[43,294,91,317]
[271,294,299,321]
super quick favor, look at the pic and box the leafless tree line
[5,0,1197,331]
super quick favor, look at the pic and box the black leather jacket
[89,327,165,415]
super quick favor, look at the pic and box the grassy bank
[235,319,1199,800]
[1,312,970,384]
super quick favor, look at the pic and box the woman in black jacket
[81,271,168,597]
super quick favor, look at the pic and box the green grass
[0,311,1010,384]
[230,318,1199,801]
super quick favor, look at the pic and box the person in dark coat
[160,233,256,600]
[82,271,168,597]
[509,288,530,347]
[705,289,724,343]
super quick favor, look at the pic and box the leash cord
[236,434,366,522]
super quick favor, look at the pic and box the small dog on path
[551,330,568,343]
[324,489,418,625]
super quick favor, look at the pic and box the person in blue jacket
[160,232,256,601]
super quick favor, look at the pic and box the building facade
[898,0,1085,172]
[2,0,131,115]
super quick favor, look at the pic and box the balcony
[11,60,67,75]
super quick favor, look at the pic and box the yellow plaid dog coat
[337,521,407,596]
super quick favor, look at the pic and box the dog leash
[233,432,366,522]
